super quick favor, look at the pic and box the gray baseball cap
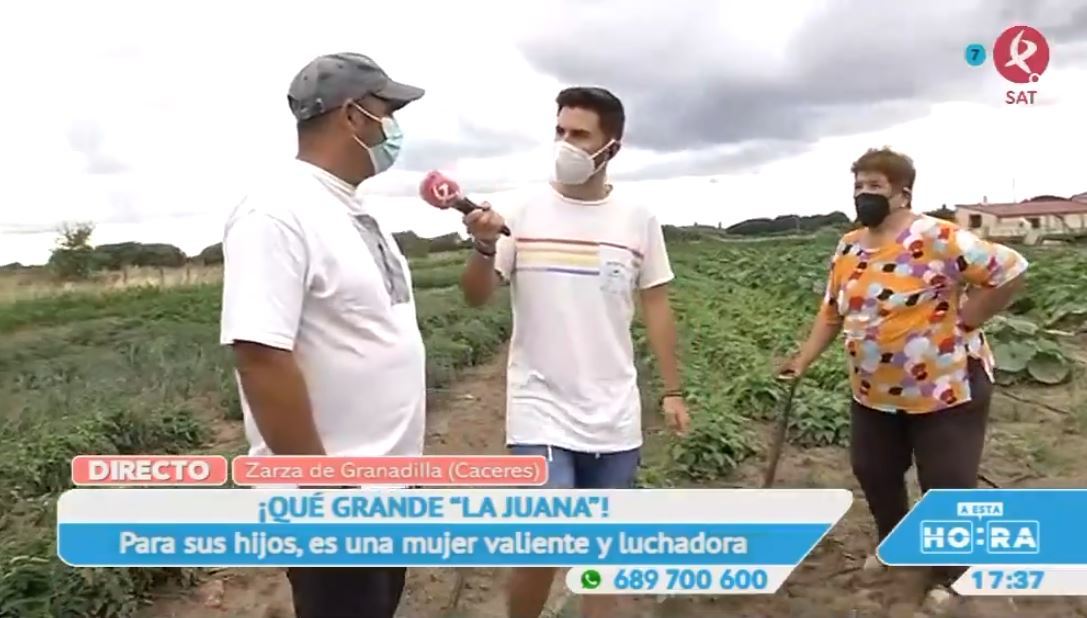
[287,52,425,122]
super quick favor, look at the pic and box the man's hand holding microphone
[463,204,507,257]
[420,170,510,306]
[418,170,508,256]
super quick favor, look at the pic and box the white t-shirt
[494,185,675,453]
[219,159,426,459]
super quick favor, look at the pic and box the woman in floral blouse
[782,147,1028,599]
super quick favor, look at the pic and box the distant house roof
[957,199,1087,218]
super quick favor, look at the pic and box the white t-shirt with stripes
[494,185,674,453]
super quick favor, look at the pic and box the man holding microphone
[220,52,425,618]
[459,86,689,618]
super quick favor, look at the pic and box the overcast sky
[2,0,1086,265]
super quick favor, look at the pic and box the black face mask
[855,192,891,228]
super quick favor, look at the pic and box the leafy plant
[987,315,1074,386]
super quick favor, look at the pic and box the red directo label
[232,455,549,486]
[71,455,229,486]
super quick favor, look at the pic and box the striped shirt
[492,185,674,452]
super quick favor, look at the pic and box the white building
[954,193,1087,243]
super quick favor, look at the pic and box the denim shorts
[509,444,641,489]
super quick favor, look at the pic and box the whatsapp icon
[580,569,602,590]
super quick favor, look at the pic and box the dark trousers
[850,358,992,581]
[287,566,406,618]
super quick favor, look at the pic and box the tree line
[32,208,961,280]
[713,206,955,238]
[37,222,474,280]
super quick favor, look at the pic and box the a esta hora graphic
[920,501,1040,556]
[964,24,1051,105]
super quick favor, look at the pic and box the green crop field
[0,252,510,618]
[1,237,1084,617]
[639,233,1087,482]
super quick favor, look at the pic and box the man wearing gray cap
[219,52,425,618]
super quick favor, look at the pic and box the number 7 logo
[964,43,987,67]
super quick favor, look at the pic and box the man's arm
[639,284,682,392]
[232,342,324,455]
[637,215,683,392]
[461,244,501,307]
[220,210,323,455]
[460,202,512,307]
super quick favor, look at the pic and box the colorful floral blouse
[819,216,1029,414]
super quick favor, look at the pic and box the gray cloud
[515,0,1087,174]
[397,122,539,172]
[1000,0,1087,39]
[105,190,141,224]
[613,140,810,182]
[66,120,105,154]
[66,119,130,175]
[86,154,128,174]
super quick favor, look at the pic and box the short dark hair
[556,86,625,141]
[851,147,915,206]
[851,147,916,191]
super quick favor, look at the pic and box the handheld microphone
[419,170,511,236]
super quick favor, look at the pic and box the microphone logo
[432,181,454,204]
[419,171,461,209]
[993,25,1049,84]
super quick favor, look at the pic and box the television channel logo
[963,25,1050,105]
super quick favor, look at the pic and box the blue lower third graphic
[879,490,1074,566]
[58,522,830,567]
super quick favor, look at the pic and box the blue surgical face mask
[351,103,403,175]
